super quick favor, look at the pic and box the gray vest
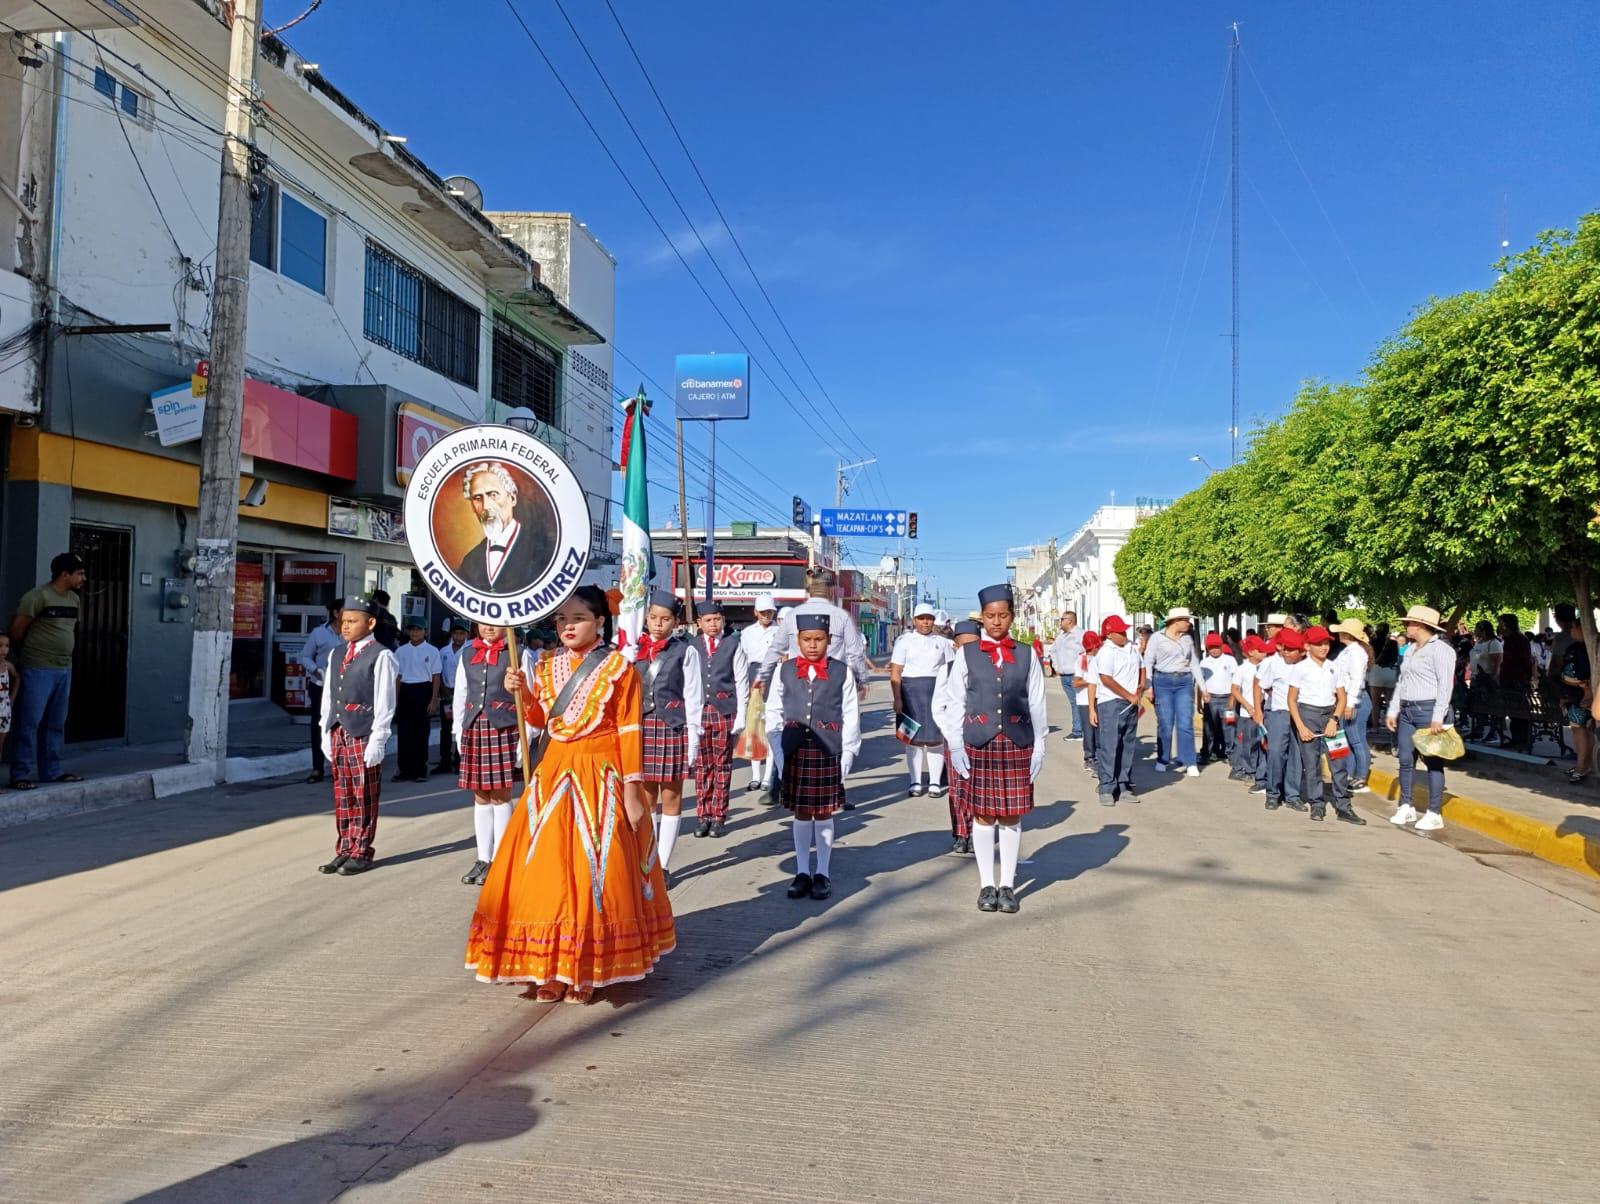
[637,638,691,728]
[961,641,1036,749]
[779,658,848,758]
[458,648,521,730]
[696,634,740,718]
[324,639,386,739]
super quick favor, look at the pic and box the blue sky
[278,1,1600,609]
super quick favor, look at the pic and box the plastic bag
[1413,725,1466,761]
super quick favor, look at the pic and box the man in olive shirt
[8,552,86,789]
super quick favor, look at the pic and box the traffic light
[907,512,918,539]
[792,495,807,526]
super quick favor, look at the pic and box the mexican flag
[616,389,653,661]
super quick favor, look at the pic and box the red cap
[1242,635,1265,654]
[1204,633,1224,648]
[1276,629,1305,651]
[1100,615,1129,636]
[1081,630,1103,652]
[1303,625,1332,644]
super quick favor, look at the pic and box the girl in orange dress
[465,586,676,1004]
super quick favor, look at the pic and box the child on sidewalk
[1073,630,1103,775]
[1091,616,1144,807]
[1198,633,1239,765]
[1287,626,1367,825]
[1229,636,1268,785]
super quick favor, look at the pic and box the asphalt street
[2,686,1597,1202]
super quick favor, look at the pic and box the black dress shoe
[977,886,1000,913]
[950,836,969,856]
[1309,806,1326,821]
[305,771,325,784]
[318,855,348,874]
[929,784,947,798]
[786,873,813,898]
[1265,797,1283,810]
[809,874,832,900]
[907,785,925,798]
[391,772,409,783]
[1335,808,1368,826]
[1284,799,1308,812]
[997,886,1020,914]
[708,820,728,838]
[462,859,488,885]
[841,800,856,810]
[694,820,712,838]
[338,857,373,875]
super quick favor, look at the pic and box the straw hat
[1331,618,1370,645]
[1396,605,1446,632]
[1164,607,1194,623]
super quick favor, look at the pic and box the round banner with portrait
[403,425,591,625]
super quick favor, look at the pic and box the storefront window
[230,552,268,700]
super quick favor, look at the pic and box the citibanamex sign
[403,425,591,623]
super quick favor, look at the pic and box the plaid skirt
[458,715,518,791]
[781,729,845,819]
[966,732,1034,819]
[641,714,691,782]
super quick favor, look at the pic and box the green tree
[1362,214,1600,682]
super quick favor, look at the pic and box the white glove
[319,736,333,764]
[1029,746,1046,782]
[947,744,972,780]
[686,731,700,770]
[841,754,854,778]
[362,738,387,768]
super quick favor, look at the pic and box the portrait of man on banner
[435,459,559,596]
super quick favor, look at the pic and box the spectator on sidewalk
[393,618,441,783]
[1048,611,1084,740]
[1466,620,1503,742]
[1332,619,1374,791]
[301,602,342,784]
[1385,605,1457,832]
[1557,617,1592,785]
[1546,603,1578,686]
[8,552,86,791]
[1143,608,1204,777]
[1497,614,1535,749]
[435,620,470,775]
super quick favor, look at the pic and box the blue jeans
[1095,698,1138,795]
[1396,699,1450,814]
[11,666,72,782]
[1059,676,1080,735]
[1151,671,1196,767]
[1346,690,1373,784]
[1265,709,1302,802]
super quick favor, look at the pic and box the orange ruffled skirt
[465,732,676,989]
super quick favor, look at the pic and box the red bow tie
[796,656,829,680]
[470,638,505,666]
[637,634,664,662]
[981,638,1016,666]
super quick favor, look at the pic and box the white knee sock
[490,802,512,857]
[928,752,945,786]
[473,804,494,861]
[751,758,766,783]
[814,818,834,877]
[792,819,814,876]
[906,745,923,784]
[972,823,996,889]
[998,823,1021,888]
[658,814,682,869]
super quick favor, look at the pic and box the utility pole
[1046,535,1058,625]
[187,0,261,774]
[1229,20,1241,467]
[833,456,876,567]
[676,420,694,625]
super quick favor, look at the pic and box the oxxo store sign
[672,560,810,606]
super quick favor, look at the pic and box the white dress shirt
[1288,657,1342,709]
[890,630,954,678]
[1199,652,1239,697]
[1232,659,1260,713]
[1072,651,1094,705]
[302,621,342,688]
[1256,655,1296,713]
[1336,642,1370,703]
[320,638,399,765]
[395,640,442,684]
[932,643,1050,780]
[1092,640,1143,697]
[764,661,862,777]
[738,621,779,685]
[439,639,467,689]
[485,519,523,586]
[758,597,871,688]
[1049,628,1084,674]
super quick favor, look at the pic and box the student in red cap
[1090,615,1144,805]
[1230,636,1269,784]
[1287,626,1367,824]
[1072,630,1104,775]
[1198,633,1239,765]
[1256,629,1307,810]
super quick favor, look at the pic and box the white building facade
[1012,504,1168,634]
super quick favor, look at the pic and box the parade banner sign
[403,425,591,624]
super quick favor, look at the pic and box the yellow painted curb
[1365,767,1600,880]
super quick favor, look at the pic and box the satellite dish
[443,175,484,210]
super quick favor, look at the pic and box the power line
[496,0,862,465]
[598,0,877,462]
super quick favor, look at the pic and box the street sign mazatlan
[819,508,910,538]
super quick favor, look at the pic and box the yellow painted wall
[8,429,328,529]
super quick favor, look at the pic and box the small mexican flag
[617,388,653,660]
